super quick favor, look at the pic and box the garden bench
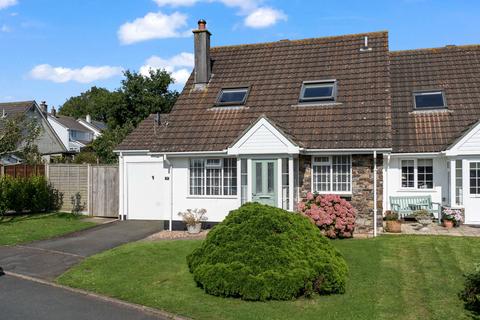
[389,195,441,219]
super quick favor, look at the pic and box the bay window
[312,155,351,193]
[189,158,237,196]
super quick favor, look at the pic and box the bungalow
[116,20,480,233]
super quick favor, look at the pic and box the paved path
[0,220,168,320]
[0,220,163,280]
[384,222,480,236]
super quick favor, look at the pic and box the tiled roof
[119,31,392,152]
[52,115,93,132]
[0,101,35,117]
[391,45,480,153]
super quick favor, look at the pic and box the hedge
[187,202,348,301]
[0,175,63,215]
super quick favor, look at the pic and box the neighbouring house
[48,109,106,153]
[0,100,66,164]
[116,20,480,233]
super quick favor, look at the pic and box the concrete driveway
[0,220,163,280]
[0,220,168,320]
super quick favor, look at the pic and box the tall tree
[58,69,178,164]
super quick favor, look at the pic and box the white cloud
[0,0,17,10]
[118,11,190,45]
[245,7,287,28]
[1,24,10,32]
[140,52,194,85]
[153,0,199,6]
[29,64,123,83]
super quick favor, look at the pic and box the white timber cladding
[47,116,69,150]
[383,154,447,211]
[227,117,299,155]
[446,121,480,155]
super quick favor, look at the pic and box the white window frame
[311,155,352,195]
[413,90,446,110]
[188,158,238,198]
[400,158,434,190]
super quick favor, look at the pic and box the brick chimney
[193,19,211,89]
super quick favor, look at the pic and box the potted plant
[442,207,463,228]
[384,211,401,233]
[413,209,433,231]
[178,208,207,234]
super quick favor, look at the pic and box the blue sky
[0,0,479,108]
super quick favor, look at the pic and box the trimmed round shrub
[459,268,480,315]
[298,193,356,239]
[187,203,348,301]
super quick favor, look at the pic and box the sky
[0,0,479,109]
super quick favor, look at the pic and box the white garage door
[127,162,165,220]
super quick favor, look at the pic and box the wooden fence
[0,163,119,217]
[47,164,119,217]
[0,164,45,178]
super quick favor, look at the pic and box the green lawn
[0,213,97,245]
[57,236,480,320]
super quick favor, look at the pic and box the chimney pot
[198,19,207,30]
[39,101,48,115]
[51,106,57,117]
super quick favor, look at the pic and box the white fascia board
[389,152,442,157]
[78,120,101,135]
[446,120,480,152]
[150,150,228,157]
[113,149,150,154]
[303,148,392,155]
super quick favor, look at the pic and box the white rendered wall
[383,155,448,211]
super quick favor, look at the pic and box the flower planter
[443,220,454,229]
[187,223,202,234]
[385,220,402,233]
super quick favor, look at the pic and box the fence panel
[48,164,89,213]
[90,166,119,217]
[1,164,45,178]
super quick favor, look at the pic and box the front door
[465,161,480,224]
[252,160,277,207]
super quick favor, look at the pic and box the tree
[57,69,179,163]
[0,113,42,163]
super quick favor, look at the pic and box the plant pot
[187,223,202,234]
[443,220,454,229]
[385,220,402,233]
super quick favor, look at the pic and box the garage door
[127,162,165,220]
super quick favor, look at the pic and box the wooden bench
[389,196,441,219]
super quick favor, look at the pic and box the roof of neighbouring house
[0,100,36,118]
[118,31,393,152]
[51,115,94,133]
[390,45,480,153]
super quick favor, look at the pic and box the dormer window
[413,90,446,110]
[216,87,249,106]
[299,80,336,103]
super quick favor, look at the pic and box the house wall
[383,155,448,212]
[48,117,69,150]
[28,109,65,154]
[298,154,382,234]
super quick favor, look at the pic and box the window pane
[282,158,289,210]
[189,159,205,195]
[217,88,248,105]
[255,162,262,194]
[401,160,415,188]
[456,160,463,205]
[300,82,335,102]
[241,159,247,204]
[470,162,480,195]
[313,164,330,192]
[223,158,237,196]
[332,155,351,192]
[267,162,274,193]
[414,92,445,109]
[417,159,433,189]
[206,167,221,195]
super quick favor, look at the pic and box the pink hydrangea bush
[298,193,356,239]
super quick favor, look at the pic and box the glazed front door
[252,160,277,207]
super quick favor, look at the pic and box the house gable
[446,120,480,155]
[228,117,299,155]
